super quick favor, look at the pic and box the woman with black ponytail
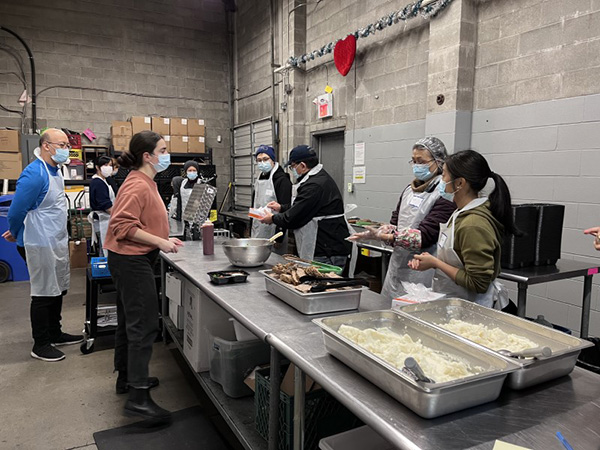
[408,150,517,309]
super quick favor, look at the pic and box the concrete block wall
[0,0,231,198]
[473,0,600,335]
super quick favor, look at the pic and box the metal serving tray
[313,310,518,418]
[260,270,362,315]
[397,298,594,389]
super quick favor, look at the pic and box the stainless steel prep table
[159,241,390,450]
[267,324,600,450]
[498,259,599,338]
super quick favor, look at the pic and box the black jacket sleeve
[273,168,292,206]
[272,181,322,230]
[90,178,112,211]
[418,198,456,248]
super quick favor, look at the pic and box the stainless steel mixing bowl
[222,238,274,267]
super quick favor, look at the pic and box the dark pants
[18,246,65,347]
[108,249,159,389]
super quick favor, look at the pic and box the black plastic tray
[207,270,250,285]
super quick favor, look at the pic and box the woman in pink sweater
[105,131,182,425]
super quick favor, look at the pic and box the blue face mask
[258,161,272,173]
[51,147,70,164]
[153,153,171,173]
[291,167,300,181]
[437,179,456,202]
[412,164,433,181]
[187,171,198,180]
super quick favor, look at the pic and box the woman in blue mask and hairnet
[170,160,201,220]
[251,145,292,251]
[350,137,456,300]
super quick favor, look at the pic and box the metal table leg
[581,275,592,339]
[268,347,281,450]
[293,365,305,450]
[517,282,528,317]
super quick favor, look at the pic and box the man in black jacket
[260,145,351,268]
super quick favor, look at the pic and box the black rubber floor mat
[93,405,231,450]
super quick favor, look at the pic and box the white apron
[432,197,509,309]
[251,163,279,239]
[292,164,356,274]
[87,175,115,256]
[180,180,195,213]
[381,177,441,300]
[24,153,70,297]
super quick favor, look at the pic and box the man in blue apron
[259,145,352,268]
[250,145,291,253]
[4,129,83,362]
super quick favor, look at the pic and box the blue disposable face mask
[187,171,198,180]
[412,164,433,181]
[51,147,70,164]
[291,167,300,181]
[437,179,456,202]
[257,161,272,173]
[152,153,171,173]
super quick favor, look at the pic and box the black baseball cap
[285,145,316,167]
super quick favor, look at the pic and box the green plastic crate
[255,365,362,450]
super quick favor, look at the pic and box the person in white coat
[350,137,455,300]
[88,156,116,256]
[3,129,83,362]
[251,145,291,251]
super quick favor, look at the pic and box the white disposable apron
[381,177,441,300]
[24,152,70,297]
[292,164,356,275]
[432,197,508,309]
[251,163,279,239]
[87,175,115,256]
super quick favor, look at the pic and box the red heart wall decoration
[334,35,356,77]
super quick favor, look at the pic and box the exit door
[314,131,345,195]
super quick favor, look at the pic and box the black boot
[116,372,160,394]
[124,387,172,424]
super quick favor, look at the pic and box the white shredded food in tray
[439,318,537,352]
[338,324,483,383]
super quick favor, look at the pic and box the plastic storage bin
[319,426,394,450]
[255,365,362,450]
[209,335,270,398]
[229,317,257,341]
[0,195,29,283]
[90,257,111,278]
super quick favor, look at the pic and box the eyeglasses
[256,157,271,163]
[408,159,435,166]
[47,142,72,150]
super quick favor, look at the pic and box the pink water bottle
[201,220,214,255]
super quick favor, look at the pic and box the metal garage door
[232,117,273,210]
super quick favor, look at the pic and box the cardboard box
[188,136,205,153]
[169,299,184,329]
[112,136,130,152]
[69,239,87,269]
[183,283,233,372]
[170,135,188,153]
[165,272,183,305]
[151,117,170,135]
[130,116,152,134]
[0,152,23,179]
[170,118,188,136]
[280,363,317,396]
[111,121,132,136]
[187,119,205,136]
[244,364,270,392]
[0,130,20,152]
[163,135,171,152]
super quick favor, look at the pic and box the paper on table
[492,440,532,450]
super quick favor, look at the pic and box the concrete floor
[0,268,231,450]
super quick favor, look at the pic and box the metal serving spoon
[404,357,435,383]
[497,346,552,359]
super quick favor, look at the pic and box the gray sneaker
[31,344,65,362]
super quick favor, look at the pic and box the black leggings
[107,249,159,389]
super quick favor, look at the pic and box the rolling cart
[81,260,117,354]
